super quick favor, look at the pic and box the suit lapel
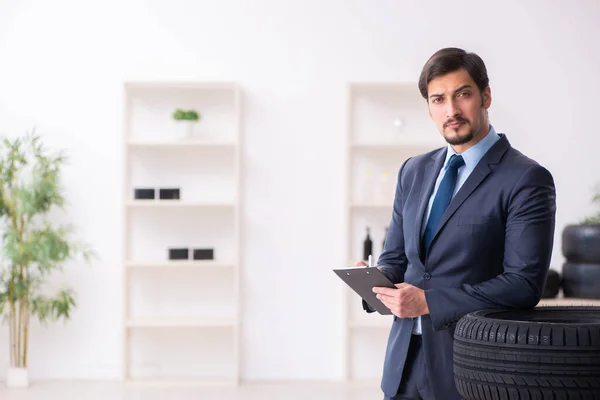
[428,135,511,249]
[415,148,447,262]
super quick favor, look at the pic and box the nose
[445,99,461,120]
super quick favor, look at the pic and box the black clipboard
[333,267,396,315]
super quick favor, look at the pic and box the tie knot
[447,154,465,171]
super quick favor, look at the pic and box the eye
[431,97,443,104]
[458,92,471,98]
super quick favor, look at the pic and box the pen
[368,254,372,268]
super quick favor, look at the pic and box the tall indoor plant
[0,133,94,388]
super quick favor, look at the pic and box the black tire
[563,262,600,299]
[453,307,600,400]
[563,224,600,263]
[541,269,560,299]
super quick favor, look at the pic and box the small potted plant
[172,109,201,139]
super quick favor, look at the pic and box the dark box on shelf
[134,188,155,200]
[193,248,214,260]
[159,188,180,200]
[168,248,189,260]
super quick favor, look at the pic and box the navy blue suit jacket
[366,134,556,399]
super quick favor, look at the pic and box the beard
[443,118,474,145]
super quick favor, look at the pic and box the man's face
[426,68,491,147]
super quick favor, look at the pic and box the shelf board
[348,318,393,329]
[348,378,382,386]
[350,203,391,209]
[126,318,236,328]
[125,81,238,91]
[126,378,238,386]
[126,200,235,208]
[127,140,237,148]
[349,81,416,90]
[126,261,233,269]
[350,140,442,150]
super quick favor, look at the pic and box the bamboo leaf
[0,131,95,364]
[31,289,76,324]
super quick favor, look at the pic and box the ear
[482,87,492,109]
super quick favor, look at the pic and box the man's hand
[373,283,429,318]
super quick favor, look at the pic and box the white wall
[0,0,599,381]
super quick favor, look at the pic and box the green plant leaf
[172,109,187,120]
[172,109,200,121]
[31,288,76,324]
[0,131,95,331]
[584,214,600,225]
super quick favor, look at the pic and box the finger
[377,294,398,306]
[373,287,397,296]
[377,292,397,302]
[379,297,396,310]
[382,298,401,316]
[395,283,411,289]
[355,260,368,267]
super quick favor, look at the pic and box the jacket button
[423,273,431,280]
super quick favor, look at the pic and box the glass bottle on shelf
[363,226,373,261]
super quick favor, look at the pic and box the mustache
[444,117,469,128]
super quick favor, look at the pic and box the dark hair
[418,47,489,100]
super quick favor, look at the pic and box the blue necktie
[423,154,465,253]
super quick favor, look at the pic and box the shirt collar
[444,125,500,170]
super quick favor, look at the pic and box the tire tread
[454,308,600,400]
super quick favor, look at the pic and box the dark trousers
[384,335,435,400]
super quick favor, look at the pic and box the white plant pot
[175,120,195,140]
[6,367,29,388]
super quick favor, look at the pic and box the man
[358,47,556,399]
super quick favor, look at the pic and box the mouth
[445,120,467,129]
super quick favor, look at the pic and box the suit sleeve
[424,164,557,330]
[362,158,411,313]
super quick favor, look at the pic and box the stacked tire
[541,269,560,299]
[562,224,600,298]
[453,307,600,399]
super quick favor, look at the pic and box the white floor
[0,381,382,400]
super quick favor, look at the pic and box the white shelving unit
[122,81,242,384]
[343,82,445,382]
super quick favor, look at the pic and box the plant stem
[17,300,21,367]
[23,307,29,368]
[8,281,15,367]
[17,214,25,368]
[19,291,26,367]
[9,270,18,367]
[9,201,19,367]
